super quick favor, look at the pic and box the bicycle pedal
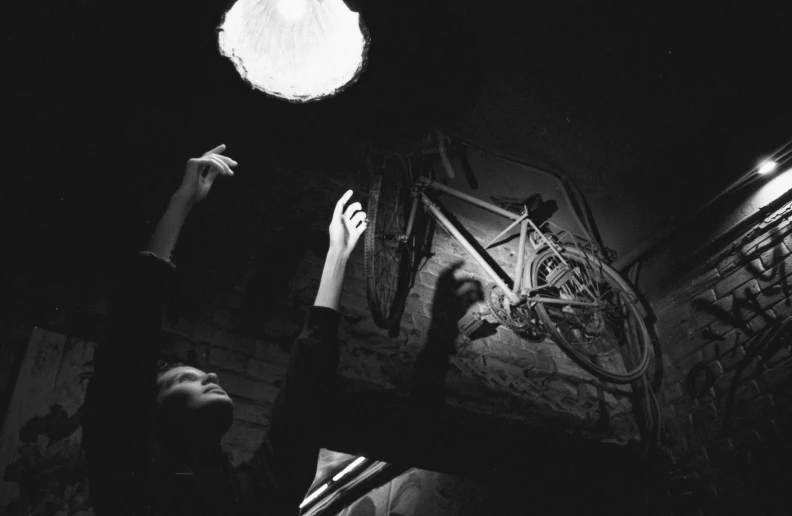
[457,311,485,338]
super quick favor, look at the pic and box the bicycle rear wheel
[530,245,650,383]
[365,160,414,329]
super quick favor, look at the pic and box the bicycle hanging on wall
[364,147,651,384]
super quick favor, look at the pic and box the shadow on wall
[686,244,792,437]
[410,263,482,406]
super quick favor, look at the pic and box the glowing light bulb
[219,0,368,102]
[277,0,307,20]
[758,160,778,175]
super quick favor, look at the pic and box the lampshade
[218,0,369,102]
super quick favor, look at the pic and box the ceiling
[6,0,792,279]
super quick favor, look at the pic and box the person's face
[156,366,234,430]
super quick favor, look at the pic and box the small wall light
[218,0,369,102]
[758,159,778,175]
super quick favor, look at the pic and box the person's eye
[179,374,197,383]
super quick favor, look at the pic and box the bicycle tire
[364,164,414,329]
[530,245,651,383]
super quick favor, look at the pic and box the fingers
[208,154,234,176]
[200,144,237,170]
[197,155,233,177]
[202,144,226,157]
[344,201,363,219]
[334,190,354,218]
[215,154,238,167]
[349,210,367,229]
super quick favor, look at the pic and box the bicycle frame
[408,177,599,309]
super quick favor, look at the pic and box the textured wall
[2,158,662,514]
[653,199,792,513]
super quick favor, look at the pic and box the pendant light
[218,0,369,102]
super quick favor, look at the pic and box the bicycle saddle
[490,193,543,214]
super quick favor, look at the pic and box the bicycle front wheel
[530,245,651,383]
[365,165,414,330]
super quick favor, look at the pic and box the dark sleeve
[251,306,342,514]
[82,252,174,513]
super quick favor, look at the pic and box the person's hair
[156,358,189,380]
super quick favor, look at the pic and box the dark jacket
[83,253,341,515]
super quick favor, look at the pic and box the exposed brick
[207,347,250,373]
[756,356,792,392]
[673,394,697,416]
[714,370,737,395]
[733,393,775,423]
[554,355,595,381]
[664,414,694,441]
[661,403,677,420]
[753,417,778,440]
[245,358,287,383]
[703,416,725,441]
[533,352,556,376]
[547,378,578,397]
[720,346,747,371]
[219,374,280,404]
[734,380,760,403]
[714,261,763,299]
[233,399,272,427]
[192,322,230,346]
[764,343,792,368]
[705,438,734,461]
[699,334,737,363]
[687,296,735,333]
[662,382,684,403]
[340,292,370,317]
[770,296,792,321]
[692,402,718,426]
[223,421,266,449]
[760,242,791,270]
[665,351,703,385]
[411,313,432,334]
[756,255,792,289]
[740,220,792,256]
[691,269,720,288]
[730,426,761,449]
[656,302,693,324]
[212,308,241,331]
[668,329,714,362]
[656,318,692,347]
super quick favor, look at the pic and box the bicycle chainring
[484,283,546,343]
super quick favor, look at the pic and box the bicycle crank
[484,283,546,342]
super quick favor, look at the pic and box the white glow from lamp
[218,0,368,102]
[758,159,778,175]
[277,0,307,20]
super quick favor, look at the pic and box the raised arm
[255,190,366,514]
[314,190,368,310]
[82,145,236,513]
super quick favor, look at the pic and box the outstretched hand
[176,144,237,207]
[329,190,367,257]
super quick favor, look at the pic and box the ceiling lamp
[218,0,369,102]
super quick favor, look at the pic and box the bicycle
[364,152,651,383]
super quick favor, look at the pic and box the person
[82,144,368,515]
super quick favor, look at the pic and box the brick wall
[2,159,661,512]
[652,200,792,514]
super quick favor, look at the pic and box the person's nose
[202,372,220,386]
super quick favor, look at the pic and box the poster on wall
[0,328,96,515]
